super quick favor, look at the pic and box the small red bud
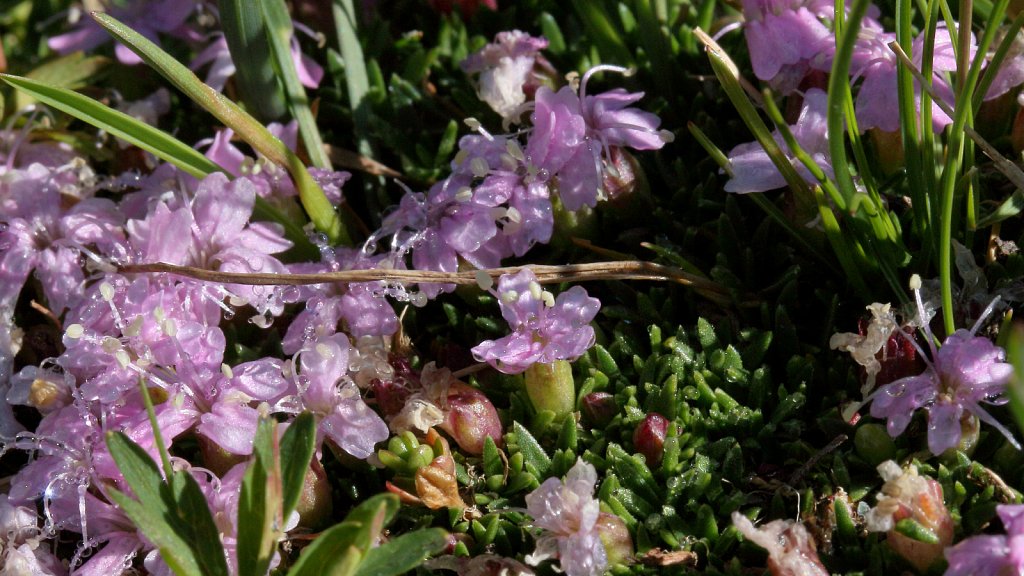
[581,392,617,427]
[633,413,669,466]
[371,378,412,417]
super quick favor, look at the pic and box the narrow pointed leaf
[165,472,231,576]
[217,0,287,120]
[280,411,317,520]
[512,422,551,477]
[258,0,331,169]
[237,416,279,576]
[105,431,168,516]
[107,488,204,576]
[0,74,223,178]
[353,528,449,576]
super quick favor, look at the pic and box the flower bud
[442,381,504,455]
[372,378,412,417]
[596,512,633,567]
[853,423,897,466]
[581,392,617,427]
[294,458,333,530]
[523,360,575,419]
[632,413,669,466]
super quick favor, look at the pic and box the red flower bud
[581,392,617,427]
[442,381,504,455]
[632,413,669,466]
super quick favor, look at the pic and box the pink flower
[945,504,1024,575]
[524,459,607,576]
[534,72,669,211]
[864,278,1017,455]
[291,334,390,459]
[471,269,600,374]
[724,88,831,193]
[741,0,833,91]
[48,0,198,65]
[864,461,953,571]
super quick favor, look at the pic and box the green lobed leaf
[280,412,317,520]
[352,528,449,576]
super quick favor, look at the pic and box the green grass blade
[91,12,350,246]
[332,0,373,159]
[0,73,224,179]
[258,0,331,169]
[217,0,287,120]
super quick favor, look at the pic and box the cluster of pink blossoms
[0,17,659,574]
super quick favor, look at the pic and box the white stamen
[316,343,334,360]
[123,316,143,338]
[505,206,522,224]
[909,274,922,290]
[65,324,84,339]
[542,291,556,308]
[99,282,115,302]
[101,337,121,354]
[501,290,519,304]
[528,281,543,301]
[115,350,131,370]
[221,363,234,379]
[506,139,525,162]
[162,318,177,338]
[470,157,490,178]
[455,187,474,202]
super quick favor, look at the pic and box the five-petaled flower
[471,268,600,374]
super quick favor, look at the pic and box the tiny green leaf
[511,422,551,477]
